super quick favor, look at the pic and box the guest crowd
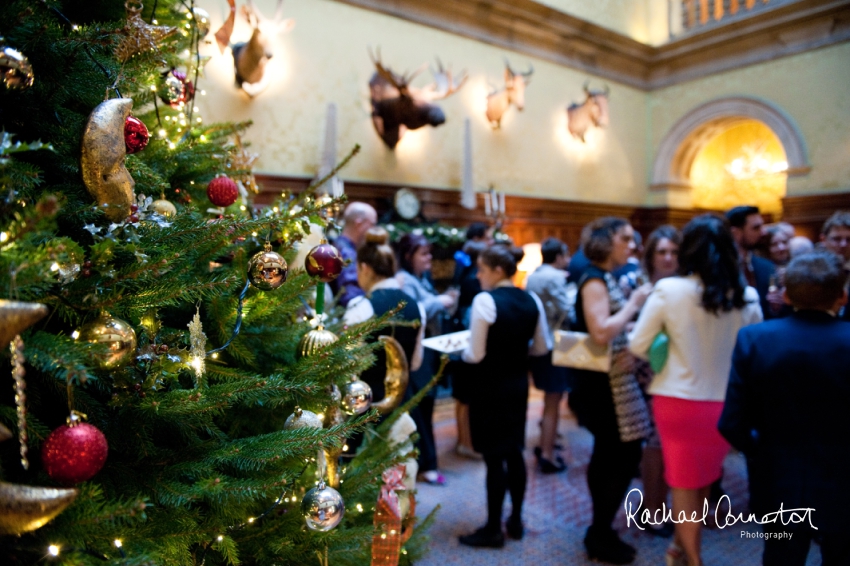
[330,201,850,566]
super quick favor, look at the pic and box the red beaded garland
[41,422,109,485]
[305,243,344,283]
[206,177,239,207]
[124,116,149,154]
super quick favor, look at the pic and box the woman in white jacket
[629,214,762,566]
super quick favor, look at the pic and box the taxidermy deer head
[369,49,468,149]
[485,60,533,129]
[566,83,610,142]
[214,0,294,97]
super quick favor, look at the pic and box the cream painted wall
[648,42,850,206]
[536,0,671,45]
[195,0,650,205]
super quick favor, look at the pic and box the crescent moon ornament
[0,483,79,536]
[80,98,136,222]
[371,335,410,415]
[0,300,48,347]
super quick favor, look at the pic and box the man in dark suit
[718,250,850,566]
[726,206,782,319]
[820,210,850,321]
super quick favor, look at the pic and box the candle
[484,193,491,216]
[499,192,506,214]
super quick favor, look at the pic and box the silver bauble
[341,378,372,415]
[284,407,322,430]
[301,481,344,532]
[191,7,211,37]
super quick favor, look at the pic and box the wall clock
[394,188,421,220]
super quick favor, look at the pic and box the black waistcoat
[469,286,539,455]
[361,288,420,401]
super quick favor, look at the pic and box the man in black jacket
[719,250,850,566]
[726,206,782,318]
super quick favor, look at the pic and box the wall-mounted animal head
[566,83,610,142]
[485,60,533,129]
[214,0,294,97]
[369,49,467,149]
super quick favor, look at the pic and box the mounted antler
[485,59,533,129]
[368,50,466,149]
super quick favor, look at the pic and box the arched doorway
[651,97,810,212]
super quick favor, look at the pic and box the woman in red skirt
[629,214,763,566]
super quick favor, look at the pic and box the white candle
[499,192,506,214]
[484,193,491,216]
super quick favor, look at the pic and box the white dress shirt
[461,280,551,364]
[628,274,763,401]
[343,278,426,371]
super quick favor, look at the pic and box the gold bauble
[0,423,11,443]
[297,326,338,358]
[77,313,137,370]
[0,43,34,90]
[372,335,410,415]
[0,300,48,346]
[150,198,177,217]
[80,98,136,222]
[247,245,288,291]
[0,482,78,535]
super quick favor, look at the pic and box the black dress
[468,287,540,456]
[360,288,421,401]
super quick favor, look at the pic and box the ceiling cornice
[331,0,850,90]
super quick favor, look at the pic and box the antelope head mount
[369,49,468,149]
[566,82,610,142]
[485,59,533,129]
[214,0,294,97]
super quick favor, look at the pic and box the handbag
[648,330,669,374]
[552,330,611,372]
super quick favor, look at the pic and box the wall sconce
[566,83,609,142]
[213,0,294,98]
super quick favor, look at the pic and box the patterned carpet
[414,390,820,566]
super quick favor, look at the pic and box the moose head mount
[566,83,609,142]
[369,49,467,150]
[485,60,533,129]
[214,0,294,98]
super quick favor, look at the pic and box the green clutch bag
[648,330,669,374]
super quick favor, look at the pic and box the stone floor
[414,390,820,566]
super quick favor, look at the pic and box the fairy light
[169,142,177,150]
[247,517,255,523]
[0,232,8,242]
[50,262,60,272]
[114,539,123,548]
[201,90,207,96]
[240,205,247,211]
[356,503,363,512]
[342,444,349,452]
[158,129,167,138]
[71,330,80,340]
[152,19,158,24]
[48,545,60,556]
[211,352,219,359]
[217,535,224,542]
[150,85,156,91]
[200,135,207,142]
[251,232,258,237]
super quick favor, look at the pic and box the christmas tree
[0,1,433,564]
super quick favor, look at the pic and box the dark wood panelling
[782,192,850,241]
[255,174,719,251]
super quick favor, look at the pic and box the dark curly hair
[678,214,747,314]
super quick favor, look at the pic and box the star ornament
[115,1,178,63]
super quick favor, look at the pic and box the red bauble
[305,243,344,282]
[172,70,195,104]
[124,116,149,154]
[207,177,239,207]
[42,422,108,485]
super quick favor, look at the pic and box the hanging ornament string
[206,280,250,356]
[11,335,28,470]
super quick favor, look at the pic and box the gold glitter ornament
[0,300,48,347]
[150,198,177,217]
[188,308,206,381]
[114,1,177,63]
